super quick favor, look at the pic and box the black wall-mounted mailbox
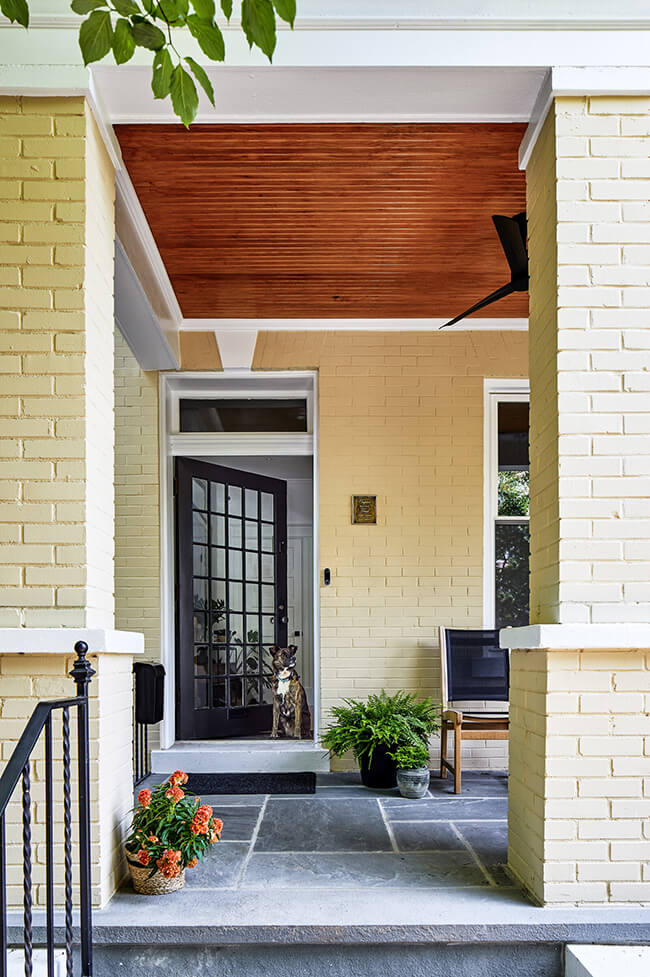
[134,662,166,725]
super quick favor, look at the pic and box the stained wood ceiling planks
[116,123,528,320]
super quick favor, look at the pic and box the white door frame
[158,370,320,749]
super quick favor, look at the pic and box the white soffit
[95,65,546,124]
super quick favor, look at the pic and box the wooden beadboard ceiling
[116,123,528,320]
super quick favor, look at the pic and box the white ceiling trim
[115,167,183,329]
[182,318,529,333]
[7,15,650,31]
[519,65,650,168]
[114,238,178,370]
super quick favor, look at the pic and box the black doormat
[185,772,316,794]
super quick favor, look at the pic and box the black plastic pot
[359,744,398,789]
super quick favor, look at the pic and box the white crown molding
[6,14,650,31]
[182,317,528,332]
[520,65,650,168]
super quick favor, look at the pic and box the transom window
[179,398,308,433]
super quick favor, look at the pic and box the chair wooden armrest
[442,709,463,724]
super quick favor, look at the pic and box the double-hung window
[484,382,530,629]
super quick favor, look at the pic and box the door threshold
[151,739,330,774]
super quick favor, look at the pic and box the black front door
[176,458,288,739]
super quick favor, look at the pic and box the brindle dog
[270,645,311,739]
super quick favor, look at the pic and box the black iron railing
[133,720,150,787]
[0,641,95,977]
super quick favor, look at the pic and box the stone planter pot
[360,744,398,789]
[126,849,186,895]
[396,766,430,799]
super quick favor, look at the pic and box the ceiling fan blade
[492,213,528,281]
[439,281,516,329]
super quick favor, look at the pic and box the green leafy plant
[0,0,297,127]
[498,470,529,517]
[127,771,223,878]
[389,739,430,770]
[321,690,439,766]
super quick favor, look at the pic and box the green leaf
[70,0,106,13]
[151,47,174,98]
[112,17,136,63]
[0,0,29,26]
[241,0,275,60]
[78,10,113,65]
[220,0,232,17]
[186,14,225,61]
[132,18,166,49]
[185,56,215,106]
[157,0,180,21]
[190,0,214,18]
[170,63,199,127]
[271,0,294,27]
[111,0,140,14]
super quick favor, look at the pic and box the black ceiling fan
[439,212,528,329]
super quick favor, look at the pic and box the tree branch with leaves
[0,0,296,126]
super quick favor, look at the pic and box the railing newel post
[69,641,95,977]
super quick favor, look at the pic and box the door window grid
[192,476,276,711]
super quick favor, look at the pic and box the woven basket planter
[126,850,186,895]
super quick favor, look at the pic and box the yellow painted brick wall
[527,95,650,626]
[509,646,650,905]
[114,329,160,662]
[0,96,115,628]
[527,108,560,624]
[0,650,134,908]
[254,330,528,766]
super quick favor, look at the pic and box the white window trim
[158,370,320,750]
[483,378,530,629]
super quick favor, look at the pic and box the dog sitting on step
[270,645,311,740]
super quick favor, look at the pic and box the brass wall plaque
[352,495,377,524]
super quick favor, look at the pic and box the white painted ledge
[566,944,650,977]
[0,628,144,655]
[500,624,650,650]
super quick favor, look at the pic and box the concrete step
[566,945,650,977]
[150,738,330,774]
[91,941,561,977]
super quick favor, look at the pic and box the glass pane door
[176,458,287,739]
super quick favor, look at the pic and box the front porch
[85,771,650,976]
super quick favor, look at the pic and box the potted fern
[321,690,439,789]
[390,740,431,799]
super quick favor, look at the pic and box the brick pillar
[0,97,141,907]
[506,95,650,905]
[0,96,115,628]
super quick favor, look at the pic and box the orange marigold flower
[136,849,150,866]
[147,834,158,843]
[165,785,184,803]
[197,804,213,819]
[137,789,151,807]
[190,814,209,835]
[156,848,182,877]
[187,857,198,868]
[169,770,188,787]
